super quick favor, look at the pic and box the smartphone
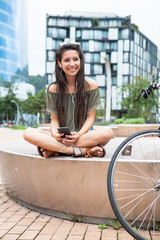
[57,127,71,138]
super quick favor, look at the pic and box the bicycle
[107,76,160,240]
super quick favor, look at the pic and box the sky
[27,0,160,76]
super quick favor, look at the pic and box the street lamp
[11,100,20,125]
[104,57,111,122]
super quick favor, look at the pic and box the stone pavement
[0,128,135,240]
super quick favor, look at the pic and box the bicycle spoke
[131,195,160,226]
[119,187,155,210]
[107,130,160,240]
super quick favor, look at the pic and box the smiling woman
[57,50,81,79]
[23,41,113,158]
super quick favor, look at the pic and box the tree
[0,81,20,123]
[28,75,46,93]
[21,88,47,122]
[120,76,158,123]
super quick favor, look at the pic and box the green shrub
[11,125,27,130]
[114,117,145,124]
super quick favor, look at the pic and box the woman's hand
[54,132,65,143]
[62,132,81,146]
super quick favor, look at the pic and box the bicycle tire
[107,129,160,240]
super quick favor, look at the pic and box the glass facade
[46,12,159,111]
[0,0,28,86]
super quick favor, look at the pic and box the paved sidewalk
[0,128,134,240]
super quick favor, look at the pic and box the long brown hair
[54,42,87,128]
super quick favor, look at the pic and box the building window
[82,30,93,39]
[123,75,129,85]
[94,30,104,40]
[76,30,81,39]
[99,87,105,98]
[84,53,90,62]
[99,20,108,27]
[52,40,63,49]
[119,29,129,39]
[112,76,117,85]
[47,74,54,84]
[93,53,100,62]
[111,64,117,72]
[48,18,57,26]
[58,28,67,38]
[94,64,103,74]
[82,41,89,51]
[123,52,129,63]
[47,51,55,61]
[96,75,105,86]
[110,41,118,51]
[48,27,57,38]
[94,41,104,51]
[109,20,118,27]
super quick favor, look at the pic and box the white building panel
[89,40,94,52]
[46,37,53,50]
[47,62,54,74]
[100,52,106,63]
[111,52,117,63]
[117,51,123,63]
[96,75,105,86]
[117,63,123,75]
[124,40,129,51]
[123,63,129,74]
[112,86,117,110]
[70,27,75,42]
[108,28,118,40]
[85,63,90,75]
[118,40,123,51]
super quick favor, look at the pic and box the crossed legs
[23,126,113,158]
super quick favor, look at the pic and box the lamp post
[11,100,20,125]
[104,57,111,122]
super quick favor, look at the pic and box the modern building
[45,11,159,116]
[0,0,28,86]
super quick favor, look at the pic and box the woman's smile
[60,50,81,77]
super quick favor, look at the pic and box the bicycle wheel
[107,130,160,240]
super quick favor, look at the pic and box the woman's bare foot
[39,148,57,158]
[89,146,105,157]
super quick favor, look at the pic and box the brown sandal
[73,145,106,158]
[37,146,59,158]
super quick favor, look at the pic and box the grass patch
[98,224,108,230]
[11,125,27,130]
[109,220,121,230]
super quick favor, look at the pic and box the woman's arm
[50,113,64,141]
[77,108,96,137]
[63,108,96,146]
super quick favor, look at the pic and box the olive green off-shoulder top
[46,88,100,131]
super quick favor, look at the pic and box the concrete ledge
[115,124,159,137]
[0,140,121,224]
[0,135,158,224]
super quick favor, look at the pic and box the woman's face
[59,50,81,78]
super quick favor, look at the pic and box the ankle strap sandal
[73,145,106,158]
[73,147,92,158]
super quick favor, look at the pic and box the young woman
[23,42,113,158]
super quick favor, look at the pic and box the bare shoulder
[48,83,57,93]
[85,78,98,91]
